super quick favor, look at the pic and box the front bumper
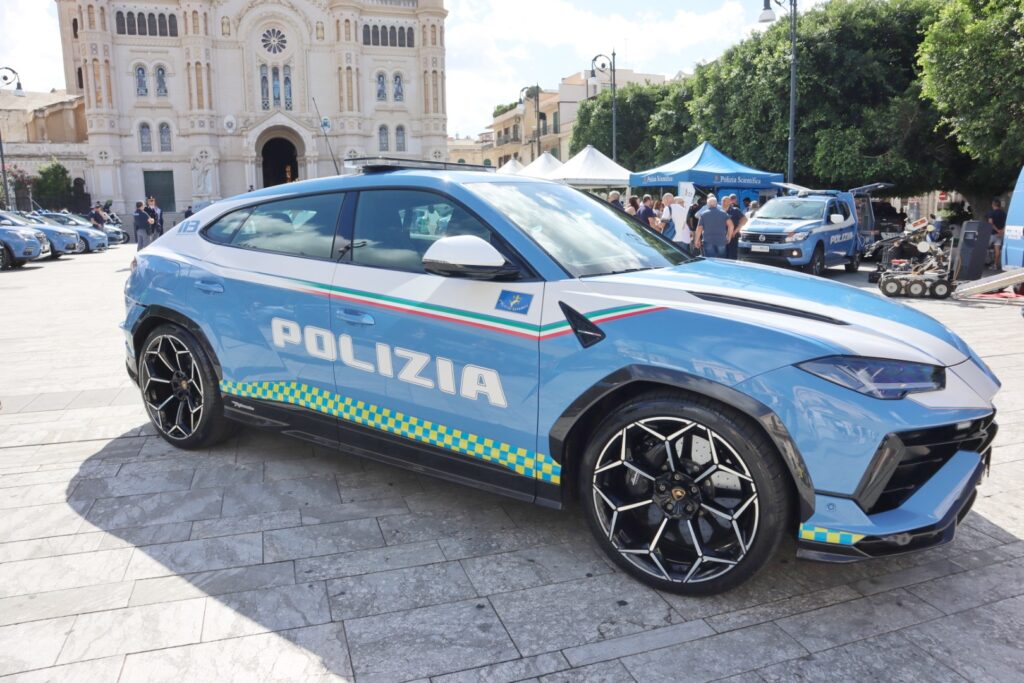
[738,244,807,266]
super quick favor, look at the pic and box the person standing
[608,191,624,210]
[183,206,194,219]
[987,198,1007,270]
[694,196,735,258]
[88,202,106,231]
[724,194,747,260]
[133,201,151,250]
[626,195,640,216]
[660,193,692,254]
[147,197,164,236]
[636,194,658,230]
[686,195,705,236]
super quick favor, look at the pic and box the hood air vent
[688,292,849,325]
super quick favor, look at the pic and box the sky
[0,0,824,138]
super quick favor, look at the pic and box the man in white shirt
[660,192,693,254]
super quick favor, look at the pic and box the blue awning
[630,142,783,189]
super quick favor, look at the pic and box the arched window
[115,12,125,34]
[431,25,437,46]
[423,70,429,112]
[137,12,146,35]
[381,25,389,47]
[283,66,293,110]
[192,11,199,35]
[168,14,178,36]
[76,67,84,89]
[155,66,168,96]
[316,21,324,40]
[375,72,386,101]
[345,67,353,112]
[457,159,465,164]
[100,7,106,31]
[147,13,157,36]
[260,64,269,110]
[396,125,406,152]
[431,70,439,113]
[272,66,281,107]
[104,60,112,107]
[92,59,102,107]
[389,26,397,46]
[195,62,204,109]
[158,14,167,36]
[378,125,389,152]
[345,19,351,41]
[362,24,370,45]
[440,26,444,46]
[139,123,152,152]
[393,73,403,102]
[135,66,148,96]
[483,159,492,167]
[126,12,135,34]
[87,5,95,30]
[72,17,79,38]
[159,123,172,152]
[203,12,209,36]
[221,16,230,36]
[398,27,406,47]
[371,25,379,46]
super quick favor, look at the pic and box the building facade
[37,0,448,213]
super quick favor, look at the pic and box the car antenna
[311,97,341,176]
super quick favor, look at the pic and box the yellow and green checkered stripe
[798,524,865,546]
[220,380,561,485]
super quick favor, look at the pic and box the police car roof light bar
[348,157,496,174]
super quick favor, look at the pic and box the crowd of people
[608,190,760,259]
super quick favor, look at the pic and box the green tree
[919,0,1024,194]
[569,83,664,171]
[648,79,699,166]
[34,161,73,210]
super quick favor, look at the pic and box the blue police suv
[123,162,999,594]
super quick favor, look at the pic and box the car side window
[840,202,852,221]
[351,189,498,273]
[228,193,344,259]
[204,209,251,244]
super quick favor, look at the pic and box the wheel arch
[131,305,223,381]
[548,365,815,521]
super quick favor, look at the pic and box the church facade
[51,0,448,213]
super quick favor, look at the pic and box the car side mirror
[422,235,520,280]
[830,213,845,225]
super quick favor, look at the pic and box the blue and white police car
[123,162,999,594]
[0,217,49,269]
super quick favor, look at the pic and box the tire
[79,238,91,253]
[930,280,952,299]
[579,391,792,596]
[0,245,10,271]
[844,251,861,273]
[51,251,62,260]
[804,245,826,277]
[879,277,903,297]
[138,323,236,449]
[11,260,26,269]
[907,280,927,298]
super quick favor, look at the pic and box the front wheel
[0,246,10,271]
[844,251,861,273]
[580,392,792,595]
[804,245,826,277]
[79,238,91,253]
[138,323,236,449]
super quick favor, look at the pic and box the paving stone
[124,532,264,580]
[70,468,196,500]
[21,391,81,414]
[540,661,635,683]
[263,518,384,562]
[490,573,683,656]
[57,598,205,664]
[706,585,861,633]
[119,622,352,681]
[201,582,331,641]
[94,521,194,550]
[191,462,264,489]
[190,510,301,540]
[758,631,964,682]
[294,540,447,581]
[659,559,806,620]
[65,389,119,411]
[907,557,1024,614]
[263,455,361,481]
[904,594,1024,682]
[0,502,90,543]
[130,561,296,606]
[0,548,132,599]
[377,505,517,546]
[82,488,223,529]
[775,588,943,652]
[0,655,124,683]
[0,395,38,415]
[562,620,715,667]
[621,623,806,682]
[0,463,121,489]
[346,598,518,682]
[438,526,577,561]
[0,532,104,564]
[946,546,1013,570]
[433,652,570,683]
[327,560,477,620]
[850,559,964,596]
[460,542,614,595]
[0,482,71,510]
[220,476,341,516]
[0,616,75,676]
[298,497,410,525]
[0,582,133,627]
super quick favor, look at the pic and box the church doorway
[261,137,298,187]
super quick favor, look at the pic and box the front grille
[860,414,996,515]
[740,232,787,244]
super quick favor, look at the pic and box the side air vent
[558,301,606,348]
[688,291,849,325]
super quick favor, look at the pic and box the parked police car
[123,162,999,594]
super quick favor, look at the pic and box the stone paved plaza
[1,246,1022,682]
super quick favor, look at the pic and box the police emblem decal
[495,290,533,315]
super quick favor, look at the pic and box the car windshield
[468,181,690,278]
[0,212,28,226]
[755,199,825,221]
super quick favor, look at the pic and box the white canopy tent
[517,151,564,179]
[496,158,525,175]
[547,145,631,188]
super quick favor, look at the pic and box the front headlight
[797,356,945,400]
[784,231,810,243]
[16,229,36,240]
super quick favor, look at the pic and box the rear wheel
[804,245,826,277]
[139,323,236,449]
[879,277,903,297]
[79,238,91,253]
[580,392,791,595]
[930,280,952,299]
[11,260,26,269]
[907,279,927,298]
[0,245,10,271]
[844,251,862,273]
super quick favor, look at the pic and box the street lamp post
[589,52,617,162]
[0,66,25,210]
[759,0,797,184]
[518,84,541,161]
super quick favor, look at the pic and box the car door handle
[335,308,375,325]
[194,280,224,294]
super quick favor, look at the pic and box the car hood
[586,258,973,367]
[743,218,820,234]
[74,226,107,238]
[38,225,78,238]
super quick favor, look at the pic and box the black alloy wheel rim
[140,334,204,440]
[592,417,759,584]
[812,251,824,276]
